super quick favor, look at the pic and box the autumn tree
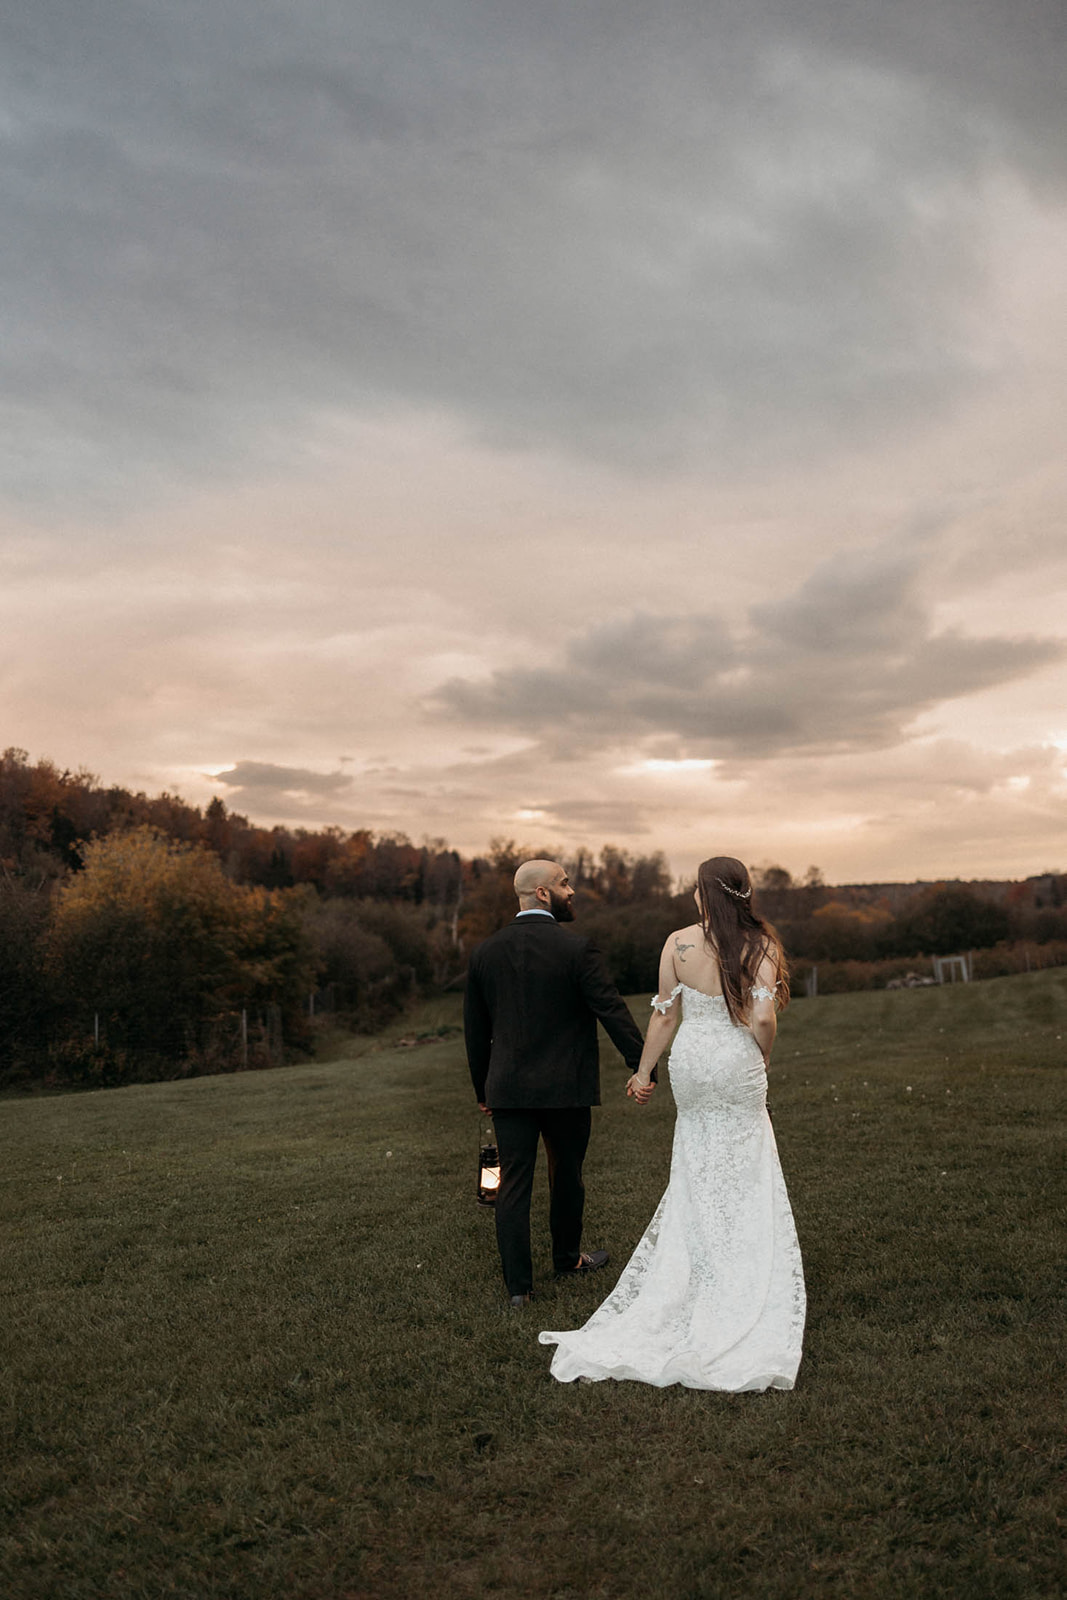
[458,840,530,944]
[804,901,893,962]
[884,884,1011,958]
[48,827,317,1080]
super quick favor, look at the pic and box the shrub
[310,900,417,1030]
[790,956,936,995]
[971,939,1067,980]
[353,900,434,986]
[789,942,1067,996]
[0,875,53,1079]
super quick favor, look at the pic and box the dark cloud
[432,540,1064,757]
[529,799,653,836]
[2,0,1063,502]
[210,761,354,811]
[570,613,736,687]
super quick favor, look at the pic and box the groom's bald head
[514,859,564,904]
[513,859,575,920]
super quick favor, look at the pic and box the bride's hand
[627,1074,655,1105]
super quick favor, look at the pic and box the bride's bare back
[665,923,724,996]
[655,924,779,1019]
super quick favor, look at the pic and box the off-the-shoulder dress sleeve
[750,982,778,1003]
[651,982,683,1015]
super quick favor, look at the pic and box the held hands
[627,1073,656,1106]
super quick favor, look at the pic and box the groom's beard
[548,890,575,922]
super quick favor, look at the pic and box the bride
[539,856,805,1391]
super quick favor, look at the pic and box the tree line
[1,747,1063,1087]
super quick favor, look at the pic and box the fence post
[309,991,315,1019]
[94,1012,99,1047]
[241,1009,248,1069]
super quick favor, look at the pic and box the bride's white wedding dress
[539,982,805,1391]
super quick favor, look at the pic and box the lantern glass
[478,1142,501,1205]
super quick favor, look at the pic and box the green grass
[2,971,1065,1599]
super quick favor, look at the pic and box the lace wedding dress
[539,983,805,1390]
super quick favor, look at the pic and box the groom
[464,859,648,1307]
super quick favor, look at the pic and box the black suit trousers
[492,1107,592,1295]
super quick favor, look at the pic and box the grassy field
[1,971,1065,1600]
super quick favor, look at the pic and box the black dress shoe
[556,1249,609,1277]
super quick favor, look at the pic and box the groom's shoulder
[472,916,549,952]
[524,921,596,969]
[476,917,588,945]
[470,920,513,956]
[557,924,599,961]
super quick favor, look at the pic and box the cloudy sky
[2,0,1065,883]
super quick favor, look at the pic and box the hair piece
[716,876,751,899]
[695,856,789,1025]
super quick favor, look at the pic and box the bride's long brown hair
[695,856,789,1026]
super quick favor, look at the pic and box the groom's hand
[479,1103,490,1115]
[626,1074,656,1105]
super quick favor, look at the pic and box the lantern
[477,1129,501,1205]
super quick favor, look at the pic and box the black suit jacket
[464,914,646,1108]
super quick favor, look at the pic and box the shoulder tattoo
[674,937,696,962]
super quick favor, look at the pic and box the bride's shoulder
[664,923,708,953]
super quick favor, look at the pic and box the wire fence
[2,972,419,1088]
[3,1004,287,1087]
[791,939,1067,998]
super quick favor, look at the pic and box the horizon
[9,743,1062,892]
[2,2,1065,883]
